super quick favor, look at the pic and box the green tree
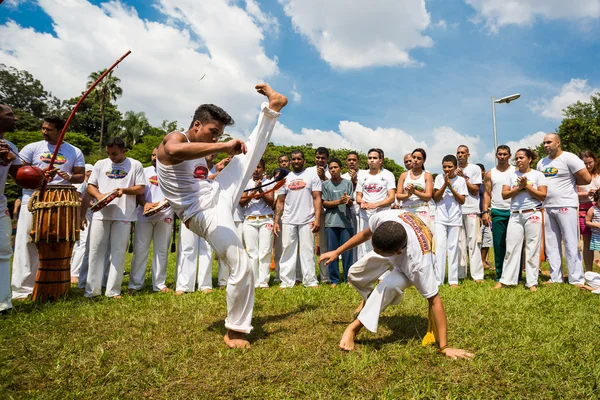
[556,93,600,155]
[87,69,123,148]
[127,136,163,166]
[108,111,151,148]
[65,95,122,142]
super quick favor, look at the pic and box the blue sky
[2,0,600,171]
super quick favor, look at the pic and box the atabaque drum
[28,185,81,302]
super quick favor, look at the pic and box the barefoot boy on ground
[320,209,474,359]
[157,84,287,348]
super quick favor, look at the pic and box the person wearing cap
[71,163,94,285]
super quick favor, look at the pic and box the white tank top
[402,171,428,210]
[156,132,218,222]
[490,166,514,210]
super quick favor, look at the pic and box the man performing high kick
[157,84,287,348]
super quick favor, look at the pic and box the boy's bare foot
[529,286,537,292]
[174,290,185,296]
[331,283,337,288]
[450,284,459,288]
[160,287,171,293]
[224,330,250,349]
[492,282,503,290]
[112,295,122,299]
[339,319,363,351]
[255,83,288,112]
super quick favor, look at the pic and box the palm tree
[108,111,151,148]
[87,69,122,147]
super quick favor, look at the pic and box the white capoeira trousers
[500,211,543,287]
[11,204,39,299]
[85,220,131,298]
[348,251,412,333]
[279,223,318,288]
[356,211,373,261]
[185,103,279,333]
[0,213,13,311]
[216,221,243,287]
[458,213,484,280]
[435,223,461,285]
[584,271,600,289]
[71,212,92,279]
[242,217,274,288]
[544,207,584,285]
[176,222,213,292]
[129,219,172,291]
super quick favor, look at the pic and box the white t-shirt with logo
[137,165,174,222]
[434,175,468,226]
[243,178,274,217]
[88,157,145,221]
[368,210,438,299]
[278,169,322,225]
[19,140,85,205]
[537,152,586,208]
[459,163,482,214]
[505,170,547,211]
[356,169,396,217]
[0,140,21,214]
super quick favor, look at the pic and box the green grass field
[2,249,600,399]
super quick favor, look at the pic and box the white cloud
[434,20,448,29]
[529,79,600,120]
[4,0,27,7]
[466,0,600,32]
[279,0,433,69]
[290,90,301,103]
[273,121,482,173]
[244,0,279,34]
[484,131,546,162]
[0,0,278,131]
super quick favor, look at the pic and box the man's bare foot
[255,83,288,112]
[331,283,337,288]
[573,283,584,289]
[492,282,503,290]
[475,280,484,283]
[112,295,122,299]
[261,287,269,290]
[71,277,78,284]
[308,285,319,289]
[224,330,250,349]
[174,290,185,296]
[202,288,213,293]
[450,284,459,288]
[354,299,365,316]
[339,319,363,351]
[218,286,226,290]
[160,287,171,293]
[529,286,537,292]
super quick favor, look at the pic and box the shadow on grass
[206,304,318,343]
[356,315,428,350]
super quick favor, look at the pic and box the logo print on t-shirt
[528,215,540,222]
[106,169,128,179]
[363,183,383,194]
[40,152,66,165]
[288,180,307,191]
[193,165,208,180]
[541,167,558,177]
[149,175,159,186]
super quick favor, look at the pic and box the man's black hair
[442,154,458,166]
[189,104,235,129]
[106,137,126,150]
[372,221,407,254]
[291,149,305,159]
[43,115,65,131]
[315,147,329,158]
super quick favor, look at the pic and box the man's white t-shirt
[0,140,21,214]
[505,170,547,211]
[137,165,174,222]
[243,178,274,217]
[356,169,396,217]
[278,168,321,225]
[307,165,331,180]
[537,151,586,208]
[342,170,363,216]
[19,140,85,205]
[88,157,145,222]
[459,163,482,214]
[434,175,468,226]
[368,209,438,299]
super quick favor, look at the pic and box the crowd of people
[0,82,598,354]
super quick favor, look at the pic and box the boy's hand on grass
[441,347,475,360]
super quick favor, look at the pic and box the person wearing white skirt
[494,148,548,291]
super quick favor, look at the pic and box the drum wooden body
[28,185,81,302]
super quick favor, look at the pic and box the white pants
[0,213,13,311]
[357,211,373,260]
[176,222,214,292]
[458,214,484,280]
[544,207,584,284]
[129,218,172,291]
[11,204,39,299]
[85,220,131,298]
[274,232,282,282]
[348,251,411,333]
[317,213,330,282]
[500,211,542,287]
[243,217,274,288]
[184,103,279,334]
[584,271,600,289]
[71,212,92,279]
[217,221,242,287]
[435,223,461,285]
[279,223,318,288]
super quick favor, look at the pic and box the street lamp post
[491,93,521,155]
